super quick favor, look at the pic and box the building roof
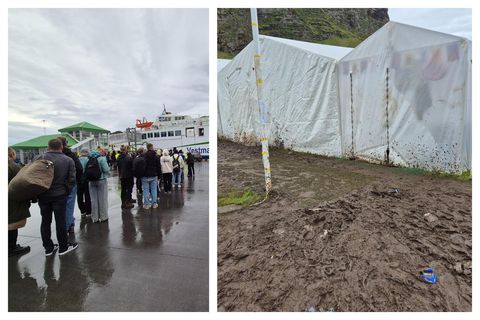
[10,134,78,150]
[58,121,110,133]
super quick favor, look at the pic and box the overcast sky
[9,9,209,145]
[389,8,471,40]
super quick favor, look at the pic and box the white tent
[338,21,472,173]
[217,35,352,156]
[217,59,231,72]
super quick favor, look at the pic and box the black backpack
[85,157,102,181]
[133,155,146,178]
[172,156,180,173]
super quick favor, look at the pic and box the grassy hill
[218,8,389,57]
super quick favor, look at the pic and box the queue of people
[8,139,110,257]
[8,140,196,257]
[119,144,195,210]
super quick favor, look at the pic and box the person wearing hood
[57,136,83,234]
[141,143,161,209]
[160,149,173,193]
[117,146,134,209]
[88,149,110,222]
[77,148,92,218]
[179,150,186,184]
[172,151,185,188]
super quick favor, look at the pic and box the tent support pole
[350,72,355,159]
[385,67,390,165]
[251,8,272,197]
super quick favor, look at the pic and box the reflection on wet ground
[9,162,209,311]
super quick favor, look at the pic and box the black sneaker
[59,242,78,256]
[9,244,31,257]
[45,244,59,257]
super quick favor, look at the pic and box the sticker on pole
[259,100,267,125]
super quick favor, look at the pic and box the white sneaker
[152,203,158,209]
[45,244,59,256]
[59,242,78,256]
[143,204,151,210]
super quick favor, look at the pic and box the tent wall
[339,22,471,173]
[218,23,471,174]
[218,37,343,156]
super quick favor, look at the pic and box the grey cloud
[389,8,471,39]
[9,8,209,145]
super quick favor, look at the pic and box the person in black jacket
[77,148,92,217]
[133,148,145,197]
[141,143,161,210]
[57,136,83,234]
[38,139,78,256]
[111,150,117,170]
[186,152,195,177]
[117,146,134,209]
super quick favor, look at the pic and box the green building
[11,122,110,164]
[58,121,110,147]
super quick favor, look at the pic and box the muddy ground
[217,140,472,312]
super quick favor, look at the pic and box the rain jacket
[89,150,110,180]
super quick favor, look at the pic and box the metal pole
[385,67,390,165]
[250,8,272,196]
[133,127,137,150]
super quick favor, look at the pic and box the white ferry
[136,107,209,159]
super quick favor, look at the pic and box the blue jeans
[172,171,181,185]
[66,184,77,229]
[142,177,158,205]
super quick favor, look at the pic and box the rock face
[217,8,389,57]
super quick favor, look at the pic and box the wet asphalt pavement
[9,162,209,312]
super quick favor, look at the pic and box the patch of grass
[431,169,472,181]
[318,36,362,48]
[393,167,471,181]
[218,189,263,207]
[457,170,472,181]
[218,51,235,59]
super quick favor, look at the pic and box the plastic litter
[388,188,400,193]
[320,229,328,238]
[424,213,438,223]
[420,267,438,284]
[305,306,335,312]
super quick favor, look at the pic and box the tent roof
[58,121,110,133]
[264,35,353,60]
[11,134,78,150]
[217,59,231,72]
[342,21,470,62]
